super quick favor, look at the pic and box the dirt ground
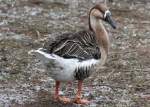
[0,0,150,107]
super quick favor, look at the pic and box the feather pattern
[43,30,101,61]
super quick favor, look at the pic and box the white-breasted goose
[29,4,116,104]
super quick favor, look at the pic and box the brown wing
[43,30,101,60]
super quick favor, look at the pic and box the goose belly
[46,54,99,82]
[49,68,75,82]
[29,49,99,81]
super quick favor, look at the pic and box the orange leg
[73,80,90,104]
[55,81,60,98]
[54,81,71,104]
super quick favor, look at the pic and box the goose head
[89,4,116,31]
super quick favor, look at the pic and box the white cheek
[104,10,111,18]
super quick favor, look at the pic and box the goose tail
[28,48,55,64]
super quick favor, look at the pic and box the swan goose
[29,4,116,104]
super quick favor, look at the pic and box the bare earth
[0,0,150,107]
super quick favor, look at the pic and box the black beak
[105,15,116,29]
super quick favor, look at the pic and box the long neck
[89,14,110,65]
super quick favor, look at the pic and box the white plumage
[29,48,99,81]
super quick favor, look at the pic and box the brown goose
[29,4,116,104]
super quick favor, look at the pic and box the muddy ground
[0,0,150,107]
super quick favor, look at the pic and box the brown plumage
[43,30,101,61]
